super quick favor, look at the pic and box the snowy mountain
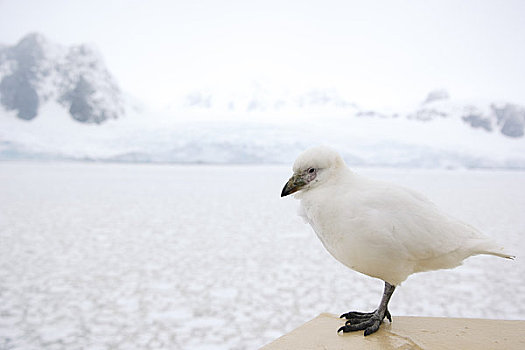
[408,90,525,138]
[1,34,525,168]
[0,33,123,123]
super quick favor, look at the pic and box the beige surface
[261,313,525,350]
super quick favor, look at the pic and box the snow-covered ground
[0,162,524,350]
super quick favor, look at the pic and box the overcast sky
[1,0,524,110]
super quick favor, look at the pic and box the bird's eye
[308,168,315,174]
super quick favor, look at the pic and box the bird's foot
[338,309,392,336]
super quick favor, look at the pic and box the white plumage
[281,146,513,336]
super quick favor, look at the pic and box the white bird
[281,146,513,336]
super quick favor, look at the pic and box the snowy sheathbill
[281,146,514,336]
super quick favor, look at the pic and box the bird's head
[281,146,345,197]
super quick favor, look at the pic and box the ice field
[0,162,524,349]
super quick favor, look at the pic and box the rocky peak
[0,33,123,123]
[10,33,48,68]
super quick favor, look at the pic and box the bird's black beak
[281,174,306,197]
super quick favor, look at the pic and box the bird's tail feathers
[474,240,515,260]
[483,250,515,260]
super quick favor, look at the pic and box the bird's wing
[350,179,488,261]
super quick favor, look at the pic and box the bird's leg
[338,282,396,336]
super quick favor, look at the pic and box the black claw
[338,309,391,336]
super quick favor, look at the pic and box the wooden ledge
[261,313,525,350]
